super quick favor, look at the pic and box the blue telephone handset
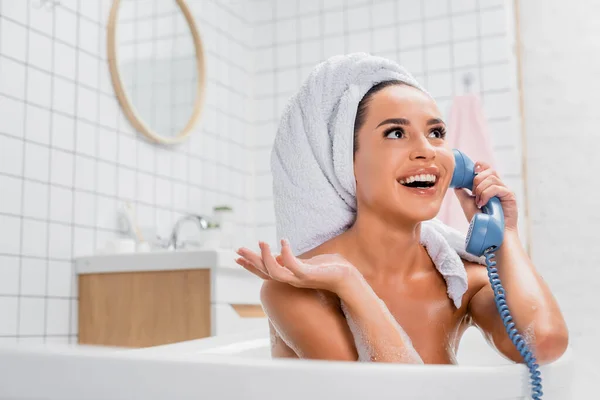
[449,149,505,256]
[450,149,542,399]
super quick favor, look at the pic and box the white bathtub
[0,326,573,399]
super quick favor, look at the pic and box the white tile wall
[0,255,19,295]
[517,0,600,392]
[0,0,254,342]
[250,0,523,248]
[5,2,578,372]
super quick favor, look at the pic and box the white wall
[517,0,600,388]
[0,0,255,343]
[250,0,526,248]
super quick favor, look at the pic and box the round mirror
[107,0,205,145]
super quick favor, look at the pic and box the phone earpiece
[450,149,505,256]
[450,149,475,190]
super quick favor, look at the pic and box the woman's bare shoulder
[260,239,356,359]
[260,280,339,313]
[297,237,345,259]
[296,235,353,266]
[260,240,346,329]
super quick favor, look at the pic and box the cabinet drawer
[211,268,263,304]
[211,304,267,336]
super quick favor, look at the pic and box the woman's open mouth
[397,173,439,196]
[398,174,437,189]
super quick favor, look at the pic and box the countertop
[74,248,239,274]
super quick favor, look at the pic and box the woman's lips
[397,179,439,196]
[396,167,440,184]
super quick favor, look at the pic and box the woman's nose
[409,138,436,160]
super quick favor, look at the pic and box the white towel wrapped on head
[270,53,484,308]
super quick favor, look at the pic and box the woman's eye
[428,128,446,139]
[385,129,405,139]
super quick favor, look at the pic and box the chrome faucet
[167,214,209,250]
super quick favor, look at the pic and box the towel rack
[463,72,474,92]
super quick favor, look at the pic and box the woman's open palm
[235,239,356,293]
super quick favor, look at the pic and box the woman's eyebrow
[376,118,410,128]
[376,117,445,128]
[427,118,445,126]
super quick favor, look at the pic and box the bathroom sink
[74,248,239,274]
[74,248,265,347]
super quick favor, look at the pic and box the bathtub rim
[0,340,574,400]
[130,328,574,372]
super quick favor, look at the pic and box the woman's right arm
[260,281,359,360]
[241,240,422,363]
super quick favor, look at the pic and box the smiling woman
[234,53,568,379]
[369,116,446,192]
[350,82,455,225]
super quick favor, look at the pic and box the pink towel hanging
[437,93,497,235]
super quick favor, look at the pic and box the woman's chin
[395,200,442,223]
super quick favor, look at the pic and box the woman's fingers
[236,247,269,276]
[275,254,284,265]
[259,241,299,283]
[474,161,491,174]
[472,162,507,207]
[279,238,308,277]
[478,185,514,208]
[235,243,299,283]
[235,257,271,280]
[472,167,498,189]
[473,175,503,206]
[237,240,354,292]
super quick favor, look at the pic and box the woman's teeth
[399,174,437,185]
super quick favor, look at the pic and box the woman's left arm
[467,230,569,364]
[455,162,569,364]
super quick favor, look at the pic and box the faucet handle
[169,214,211,250]
[195,214,209,230]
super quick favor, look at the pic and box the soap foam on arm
[338,274,423,364]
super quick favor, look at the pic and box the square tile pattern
[4,0,576,366]
[0,0,254,343]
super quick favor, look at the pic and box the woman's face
[353,84,454,224]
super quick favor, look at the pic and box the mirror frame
[107,0,206,145]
